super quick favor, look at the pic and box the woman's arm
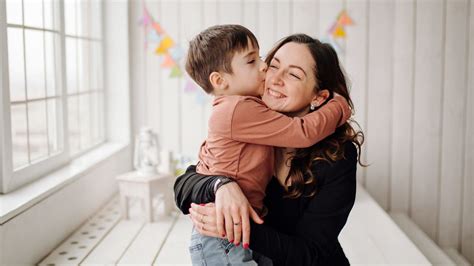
[249,143,357,265]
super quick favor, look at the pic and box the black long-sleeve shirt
[173,141,357,266]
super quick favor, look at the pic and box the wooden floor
[38,185,432,266]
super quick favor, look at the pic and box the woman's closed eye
[269,64,278,69]
[290,73,301,80]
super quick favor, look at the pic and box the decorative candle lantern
[134,127,160,175]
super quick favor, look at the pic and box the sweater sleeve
[173,165,220,214]
[249,143,357,265]
[230,96,351,148]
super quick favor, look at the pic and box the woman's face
[262,42,318,116]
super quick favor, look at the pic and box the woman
[174,34,364,265]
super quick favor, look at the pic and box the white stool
[116,171,174,222]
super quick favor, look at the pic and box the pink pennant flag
[161,54,176,68]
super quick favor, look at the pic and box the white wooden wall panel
[364,0,394,210]
[390,0,415,213]
[160,1,181,154]
[257,1,275,55]
[146,1,162,135]
[242,0,258,37]
[291,0,318,37]
[217,1,242,25]
[275,1,291,42]
[319,0,344,61]
[345,0,368,185]
[438,0,470,248]
[461,1,473,261]
[411,0,444,240]
[180,0,205,158]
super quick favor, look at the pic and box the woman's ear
[209,72,228,93]
[311,89,330,107]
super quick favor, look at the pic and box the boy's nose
[260,61,268,72]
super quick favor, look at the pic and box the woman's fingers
[241,207,251,249]
[216,205,226,238]
[231,208,242,246]
[249,207,264,224]
[224,210,235,243]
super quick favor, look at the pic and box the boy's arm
[230,95,351,148]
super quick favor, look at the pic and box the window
[1,0,105,193]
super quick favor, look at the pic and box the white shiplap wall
[129,0,473,262]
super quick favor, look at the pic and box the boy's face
[222,40,267,97]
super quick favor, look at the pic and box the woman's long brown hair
[265,34,366,199]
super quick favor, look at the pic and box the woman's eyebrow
[273,57,307,76]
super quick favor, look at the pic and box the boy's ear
[311,89,330,108]
[209,71,228,92]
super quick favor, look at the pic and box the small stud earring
[310,103,316,111]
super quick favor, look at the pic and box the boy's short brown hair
[185,24,259,94]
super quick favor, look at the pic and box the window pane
[90,92,100,143]
[79,94,91,149]
[23,0,43,28]
[6,0,23,25]
[64,0,77,36]
[47,98,61,154]
[28,100,48,162]
[90,0,102,39]
[78,40,90,92]
[43,0,59,30]
[7,28,26,102]
[45,32,58,97]
[68,96,80,154]
[25,29,45,100]
[77,1,90,37]
[11,104,29,169]
[90,41,102,90]
[66,37,77,94]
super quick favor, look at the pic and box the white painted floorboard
[153,215,193,266]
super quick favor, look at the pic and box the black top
[174,141,357,266]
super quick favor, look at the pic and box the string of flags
[138,5,208,105]
[321,10,354,54]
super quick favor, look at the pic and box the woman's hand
[215,182,264,248]
[189,203,221,238]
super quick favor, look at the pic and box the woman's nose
[271,71,284,85]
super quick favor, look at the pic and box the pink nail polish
[222,234,226,237]
[243,243,249,249]
[199,203,205,206]
[229,239,234,243]
[235,242,240,246]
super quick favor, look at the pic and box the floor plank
[153,215,193,265]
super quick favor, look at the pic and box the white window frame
[0,0,106,194]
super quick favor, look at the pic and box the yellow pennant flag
[155,36,174,55]
[333,25,346,38]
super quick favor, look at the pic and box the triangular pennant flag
[337,11,354,26]
[327,22,338,35]
[169,46,184,61]
[152,21,165,35]
[184,79,198,93]
[155,35,175,55]
[138,8,151,26]
[169,65,183,78]
[332,25,346,38]
[161,54,176,68]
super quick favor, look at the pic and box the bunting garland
[138,4,207,105]
[322,10,355,54]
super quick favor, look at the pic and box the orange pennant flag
[161,54,176,68]
[337,11,354,26]
[152,21,165,34]
[155,35,174,54]
[333,25,346,38]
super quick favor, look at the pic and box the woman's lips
[267,88,286,99]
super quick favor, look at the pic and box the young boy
[184,25,350,265]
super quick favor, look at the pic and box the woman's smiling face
[262,42,318,116]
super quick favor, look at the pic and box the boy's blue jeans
[189,226,257,265]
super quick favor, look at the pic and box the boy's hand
[333,93,352,126]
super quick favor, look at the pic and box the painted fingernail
[235,242,240,246]
[229,239,234,243]
[243,243,249,249]
[222,234,226,237]
[199,203,205,206]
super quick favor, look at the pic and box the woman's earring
[310,103,316,111]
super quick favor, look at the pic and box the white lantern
[134,127,160,175]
